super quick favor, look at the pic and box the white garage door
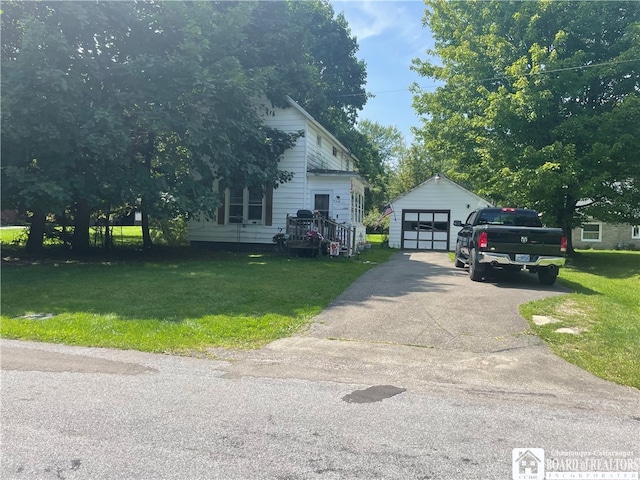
[401,210,450,251]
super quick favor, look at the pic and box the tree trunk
[140,134,155,250]
[104,214,111,252]
[25,210,46,253]
[141,210,153,248]
[562,195,578,258]
[72,199,91,252]
[562,218,576,257]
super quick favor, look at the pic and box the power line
[468,57,640,84]
[336,57,640,98]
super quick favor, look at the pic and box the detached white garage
[388,175,493,251]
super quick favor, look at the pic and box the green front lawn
[520,250,640,389]
[3,232,638,390]
[0,227,28,245]
[1,246,395,353]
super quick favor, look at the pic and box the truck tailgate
[484,226,564,257]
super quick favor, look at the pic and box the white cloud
[335,1,432,61]
[335,1,398,40]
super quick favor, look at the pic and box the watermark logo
[513,448,545,480]
[512,449,639,480]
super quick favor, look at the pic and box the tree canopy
[1,0,369,251]
[412,0,640,251]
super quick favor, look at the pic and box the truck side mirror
[453,220,463,227]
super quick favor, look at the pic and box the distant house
[387,175,493,251]
[572,221,640,250]
[188,97,368,251]
[1,209,20,225]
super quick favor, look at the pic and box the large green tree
[413,0,640,252]
[388,144,434,200]
[242,0,368,132]
[356,120,405,210]
[238,0,378,195]
[1,1,312,252]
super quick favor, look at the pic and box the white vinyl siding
[307,126,346,171]
[187,98,365,246]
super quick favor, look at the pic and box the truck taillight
[501,207,516,212]
[478,231,488,249]
[561,236,567,253]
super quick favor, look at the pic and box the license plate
[515,254,530,263]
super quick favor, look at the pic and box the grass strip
[520,250,640,390]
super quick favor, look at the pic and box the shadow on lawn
[1,247,400,323]
[565,251,640,280]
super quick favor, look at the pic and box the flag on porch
[375,203,394,227]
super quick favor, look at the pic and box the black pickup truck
[453,207,566,285]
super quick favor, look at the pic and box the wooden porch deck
[285,215,356,257]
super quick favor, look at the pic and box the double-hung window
[247,188,263,222]
[581,223,602,242]
[228,187,245,224]
[227,187,264,224]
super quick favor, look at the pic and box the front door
[314,193,330,219]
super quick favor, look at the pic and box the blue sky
[333,0,437,144]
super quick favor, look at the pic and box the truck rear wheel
[538,267,558,286]
[468,248,484,282]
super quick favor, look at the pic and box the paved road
[2,252,639,479]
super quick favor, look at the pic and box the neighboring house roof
[391,174,494,206]
[307,168,371,187]
[285,96,359,165]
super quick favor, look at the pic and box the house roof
[307,168,371,188]
[391,174,493,206]
[286,96,359,165]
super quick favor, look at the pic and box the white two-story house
[188,97,368,252]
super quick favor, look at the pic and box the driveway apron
[226,252,640,413]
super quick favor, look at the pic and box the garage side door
[401,210,450,251]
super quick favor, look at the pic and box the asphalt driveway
[3,251,638,414]
[3,251,639,479]
[225,251,640,412]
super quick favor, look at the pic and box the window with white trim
[632,225,640,239]
[581,223,602,242]
[351,191,364,224]
[228,186,264,224]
